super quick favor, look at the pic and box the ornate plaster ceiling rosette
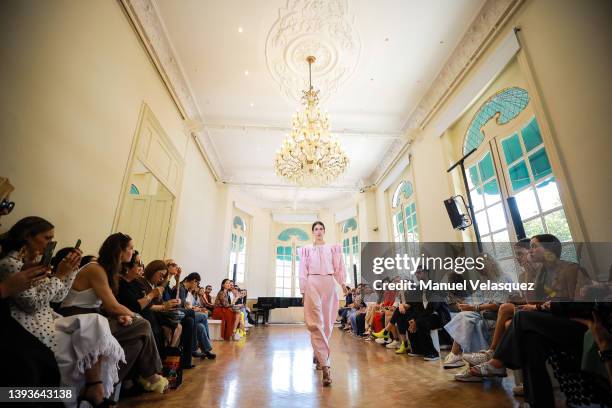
[265,0,361,102]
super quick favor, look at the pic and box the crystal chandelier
[274,56,349,186]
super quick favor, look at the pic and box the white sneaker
[233,332,242,341]
[386,340,400,349]
[375,337,391,345]
[443,352,466,368]
[245,322,253,328]
[463,350,493,366]
[454,368,483,382]
[407,352,423,357]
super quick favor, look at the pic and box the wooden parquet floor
[122,325,522,407]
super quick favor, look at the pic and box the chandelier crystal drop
[274,56,349,186]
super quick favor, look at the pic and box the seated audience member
[372,279,417,352]
[443,255,509,370]
[80,255,97,268]
[212,278,242,341]
[172,272,216,359]
[161,259,196,369]
[338,285,353,329]
[0,217,125,406]
[468,234,601,406]
[404,268,451,361]
[198,284,215,313]
[61,232,168,393]
[141,260,183,350]
[231,284,248,335]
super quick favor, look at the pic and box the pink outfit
[299,244,346,367]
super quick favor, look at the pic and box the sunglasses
[0,199,15,214]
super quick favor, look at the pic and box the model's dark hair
[533,234,562,258]
[311,221,325,232]
[0,216,54,258]
[514,238,531,250]
[80,255,97,268]
[98,232,132,292]
[220,278,231,290]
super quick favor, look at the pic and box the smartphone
[40,241,57,267]
[75,239,82,250]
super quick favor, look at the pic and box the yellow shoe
[395,342,407,354]
[372,329,389,339]
[138,375,169,394]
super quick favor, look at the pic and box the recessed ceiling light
[385,38,389,42]
[244,70,249,76]
[440,40,444,44]
[238,27,243,33]
[250,102,254,107]
[370,78,374,81]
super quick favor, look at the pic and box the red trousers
[212,307,236,340]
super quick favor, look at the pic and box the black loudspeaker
[507,197,526,239]
[444,196,470,230]
[232,264,237,283]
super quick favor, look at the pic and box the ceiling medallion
[265,0,361,102]
[274,56,349,187]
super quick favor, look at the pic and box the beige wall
[373,0,612,247]
[0,0,224,276]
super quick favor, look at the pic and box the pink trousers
[303,274,339,367]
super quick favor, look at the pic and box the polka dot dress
[0,252,78,352]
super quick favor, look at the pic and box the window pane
[471,186,485,211]
[475,210,490,235]
[523,217,545,237]
[468,165,479,189]
[483,179,501,206]
[536,177,562,212]
[412,214,417,229]
[502,133,523,164]
[528,148,552,181]
[515,187,539,219]
[398,220,404,233]
[487,203,506,232]
[478,152,495,181]
[410,202,416,213]
[508,160,531,191]
[521,118,543,152]
[406,216,413,232]
[544,209,572,241]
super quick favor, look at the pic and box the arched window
[391,181,418,243]
[339,218,359,285]
[228,216,247,283]
[275,228,309,297]
[461,86,574,264]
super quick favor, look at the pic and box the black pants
[355,312,366,336]
[494,311,586,407]
[179,312,195,368]
[407,313,443,356]
[390,308,415,335]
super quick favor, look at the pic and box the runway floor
[123,324,522,407]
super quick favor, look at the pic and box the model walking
[299,221,346,386]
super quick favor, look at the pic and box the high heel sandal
[77,381,112,408]
[322,367,332,386]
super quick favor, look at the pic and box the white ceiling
[153,0,486,208]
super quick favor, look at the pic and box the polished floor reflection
[123,325,520,407]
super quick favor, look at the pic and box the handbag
[161,346,183,389]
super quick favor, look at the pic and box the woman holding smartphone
[299,221,346,386]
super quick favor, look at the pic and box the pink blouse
[298,244,346,294]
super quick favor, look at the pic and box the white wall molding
[371,0,523,184]
[120,0,225,181]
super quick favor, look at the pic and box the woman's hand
[517,303,538,312]
[117,315,133,326]
[150,286,164,300]
[1,265,50,297]
[573,312,612,351]
[408,319,417,333]
[458,303,475,312]
[55,250,82,278]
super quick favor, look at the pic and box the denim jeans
[192,311,213,352]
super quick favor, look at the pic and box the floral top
[298,244,346,294]
[0,251,78,351]
[214,289,231,308]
